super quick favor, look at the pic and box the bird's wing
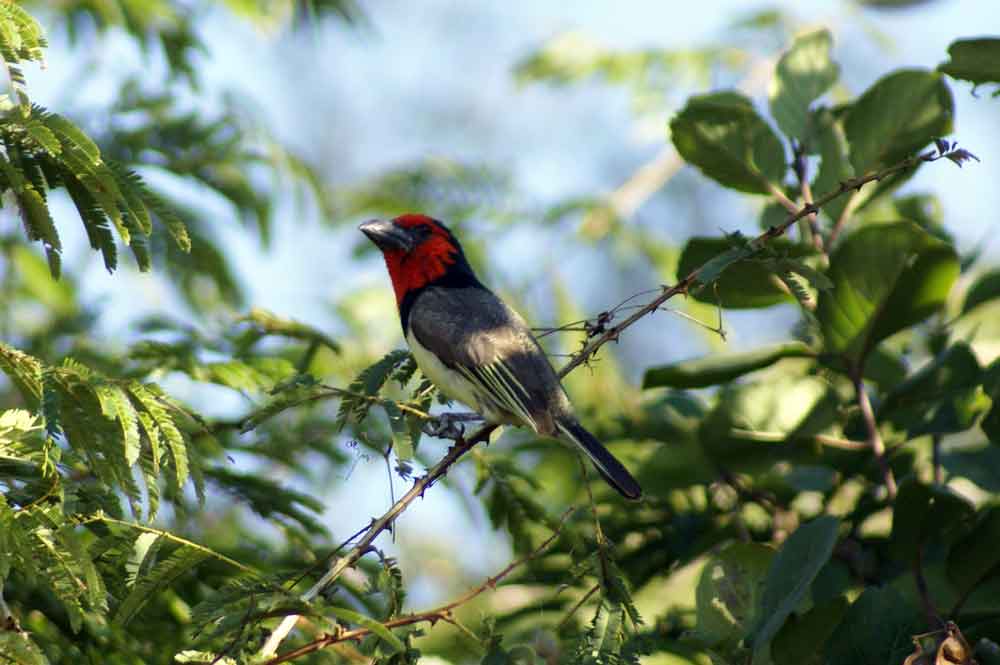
[407,285,569,433]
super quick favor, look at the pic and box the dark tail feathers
[556,417,642,500]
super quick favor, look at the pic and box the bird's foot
[423,412,483,439]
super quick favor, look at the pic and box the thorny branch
[257,143,970,660]
[263,508,576,664]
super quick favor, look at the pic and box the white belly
[406,329,514,424]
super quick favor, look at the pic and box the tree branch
[559,145,967,377]
[257,144,965,659]
[263,507,576,664]
[850,366,897,500]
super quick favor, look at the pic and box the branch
[791,140,825,256]
[259,424,497,657]
[559,145,969,376]
[849,366,897,500]
[257,144,964,659]
[263,507,576,664]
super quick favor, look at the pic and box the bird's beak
[359,219,415,253]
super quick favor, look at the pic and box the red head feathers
[359,214,474,306]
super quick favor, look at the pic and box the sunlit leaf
[817,221,959,363]
[670,91,786,194]
[769,29,839,142]
[643,341,814,389]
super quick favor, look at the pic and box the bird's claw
[422,412,482,439]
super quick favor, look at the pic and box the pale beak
[359,219,415,252]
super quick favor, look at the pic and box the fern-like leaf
[335,350,412,430]
[114,545,209,627]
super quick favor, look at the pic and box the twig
[932,434,943,485]
[256,145,964,659]
[850,366,897,500]
[914,544,944,630]
[263,507,576,664]
[577,455,611,588]
[792,141,826,256]
[258,424,498,657]
[559,146,967,377]
[556,583,601,631]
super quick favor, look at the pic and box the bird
[359,213,642,500]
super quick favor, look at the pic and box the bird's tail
[555,417,642,500]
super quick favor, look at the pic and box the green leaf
[823,586,920,665]
[947,506,1000,602]
[128,383,189,489]
[326,606,404,653]
[643,341,814,389]
[843,69,954,173]
[817,221,959,363]
[335,350,413,430]
[983,359,1000,445]
[771,596,848,665]
[0,633,48,665]
[880,343,987,438]
[769,29,839,142]
[94,383,141,466]
[749,516,839,664]
[963,269,1000,315]
[942,444,1000,492]
[16,185,62,278]
[810,107,854,223]
[693,543,774,650]
[678,236,814,308]
[670,91,786,194]
[114,546,209,627]
[890,479,974,562]
[938,38,1000,89]
[700,375,841,473]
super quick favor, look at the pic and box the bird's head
[360,214,475,304]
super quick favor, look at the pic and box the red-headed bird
[360,214,642,500]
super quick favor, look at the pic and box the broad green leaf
[678,237,814,308]
[771,596,848,665]
[670,91,786,194]
[963,269,1000,315]
[817,221,959,363]
[643,341,814,389]
[947,506,1000,602]
[700,375,843,473]
[859,193,951,242]
[942,444,1000,492]
[769,29,839,142]
[326,607,405,654]
[890,479,974,562]
[880,343,987,438]
[843,69,953,173]
[750,516,840,664]
[938,38,1000,89]
[693,543,774,650]
[823,586,920,665]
